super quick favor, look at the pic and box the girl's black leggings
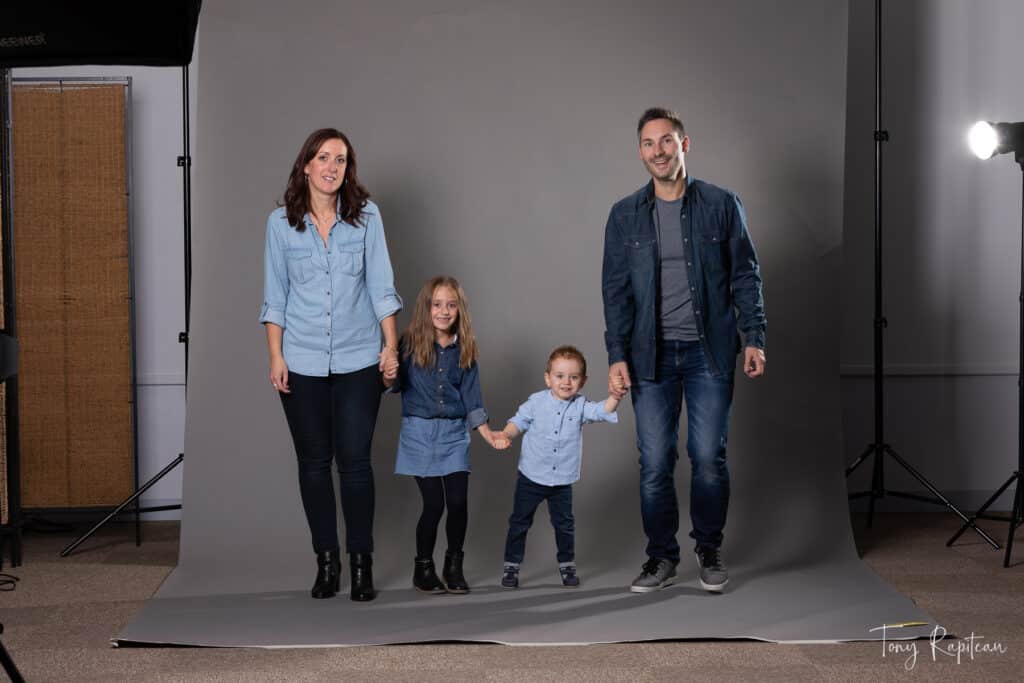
[414,471,469,559]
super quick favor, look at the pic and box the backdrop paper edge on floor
[115,556,936,647]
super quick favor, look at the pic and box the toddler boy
[492,345,621,588]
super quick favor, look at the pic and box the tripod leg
[0,625,27,683]
[1005,473,1023,568]
[846,444,874,477]
[884,445,1000,548]
[865,445,886,529]
[60,454,183,557]
[947,473,1014,546]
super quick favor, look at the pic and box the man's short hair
[546,345,587,377]
[637,107,686,139]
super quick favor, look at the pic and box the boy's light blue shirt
[260,201,402,376]
[508,389,618,486]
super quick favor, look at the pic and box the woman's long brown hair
[402,275,478,370]
[281,127,370,230]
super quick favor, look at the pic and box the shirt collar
[302,196,344,227]
[642,175,695,206]
[435,334,459,350]
[547,390,581,406]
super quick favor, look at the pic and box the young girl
[385,275,498,594]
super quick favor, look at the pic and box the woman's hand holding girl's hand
[269,354,290,394]
[379,346,399,375]
[382,354,399,381]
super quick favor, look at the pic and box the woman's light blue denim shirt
[259,200,402,376]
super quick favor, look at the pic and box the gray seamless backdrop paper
[120,0,930,645]
[182,0,846,589]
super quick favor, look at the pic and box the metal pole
[178,65,192,386]
[0,69,23,569]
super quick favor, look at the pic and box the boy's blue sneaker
[501,564,519,589]
[559,563,580,588]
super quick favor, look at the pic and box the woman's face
[304,138,347,200]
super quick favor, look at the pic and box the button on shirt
[259,201,402,376]
[508,390,618,486]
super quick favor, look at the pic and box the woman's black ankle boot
[350,553,376,601]
[311,549,341,599]
[443,550,469,594]
[413,557,447,594]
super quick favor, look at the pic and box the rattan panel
[13,83,132,508]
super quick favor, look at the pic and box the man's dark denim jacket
[602,177,766,380]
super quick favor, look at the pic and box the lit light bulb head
[968,121,1024,161]
[968,121,998,160]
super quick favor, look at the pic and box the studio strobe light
[968,121,1024,161]
[948,120,1024,567]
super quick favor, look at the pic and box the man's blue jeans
[630,340,734,563]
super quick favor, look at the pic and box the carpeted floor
[1,512,1021,682]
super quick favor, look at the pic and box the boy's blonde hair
[546,345,587,377]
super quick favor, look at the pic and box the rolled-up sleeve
[459,362,488,429]
[582,399,618,425]
[508,396,536,434]
[259,214,288,327]
[363,207,403,322]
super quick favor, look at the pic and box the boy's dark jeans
[504,472,574,564]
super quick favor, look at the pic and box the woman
[260,128,401,601]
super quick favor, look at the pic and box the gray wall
[11,64,196,515]
[168,0,850,592]
[842,0,1024,509]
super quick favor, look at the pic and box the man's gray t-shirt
[655,196,700,341]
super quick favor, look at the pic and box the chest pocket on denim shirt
[333,242,365,276]
[285,248,314,284]
[700,234,729,273]
[625,236,656,262]
[445,362,464,390]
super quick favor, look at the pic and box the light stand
[844,0,998,546]
[0,69,23,571]
[0,99,23,673]
[948,121,1024,567]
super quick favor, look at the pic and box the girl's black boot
[443,550,469,594]
[413,557,447,594]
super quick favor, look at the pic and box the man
[602,108,766,593]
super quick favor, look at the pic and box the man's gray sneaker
[695,546,728,592]
[629,558,677,593]
[501,563,520,589]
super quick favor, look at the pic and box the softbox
[1,1,201,68]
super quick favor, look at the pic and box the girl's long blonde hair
[401,275,479,369]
